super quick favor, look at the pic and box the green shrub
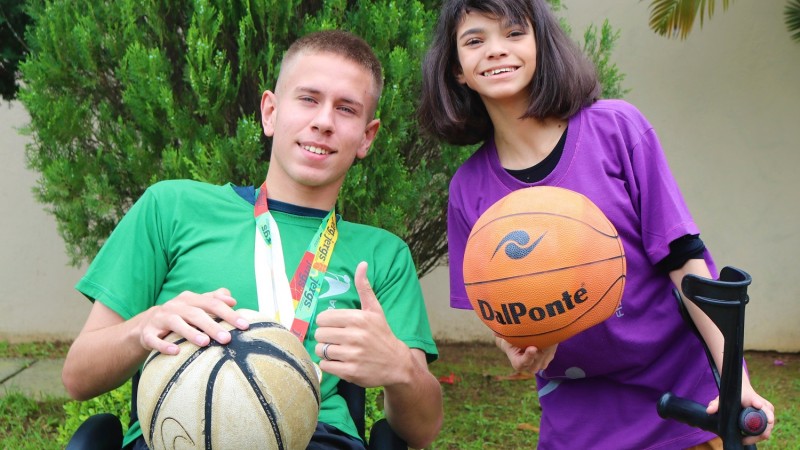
[19,0,464,277]
[364,386,384,440]
[56,381,131,446]
[583,20,629,99]
[19,0,625,277]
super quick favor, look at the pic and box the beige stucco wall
[1,104,91,342]
[2,0,798,350]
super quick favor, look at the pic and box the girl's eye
[508,30,525,38]
[464,38,482,46]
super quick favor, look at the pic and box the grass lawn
[0,340,71,449]
[430,343,799,449]
[1,341,797,449]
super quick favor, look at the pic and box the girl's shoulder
[579,99,653,131]
[460,140,493,164]
[449,140,495,187]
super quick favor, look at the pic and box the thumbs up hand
[354,261,382,314]
[314,262,411,388]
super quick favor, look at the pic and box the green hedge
[57,381,132,446]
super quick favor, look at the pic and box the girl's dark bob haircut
[419,0,600,145]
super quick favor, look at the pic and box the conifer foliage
[20,0,624,277]
[19,0,457,275]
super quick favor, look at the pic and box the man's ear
[260,90,277,137]
[356,119,381,160]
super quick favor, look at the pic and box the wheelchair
[66,371,407,450]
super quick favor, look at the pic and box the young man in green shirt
[62,30,443,450]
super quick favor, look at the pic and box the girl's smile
[481,66,520,77]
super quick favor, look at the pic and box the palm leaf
[648,0,732,40]
[786,0,800,42]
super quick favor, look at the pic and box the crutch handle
[658,393,767,437]
[739,407,768,436]
[657,392,716,433]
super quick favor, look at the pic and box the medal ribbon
[254,181,339,342]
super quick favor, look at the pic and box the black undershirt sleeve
[655,234,706,273]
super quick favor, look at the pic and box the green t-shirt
[76,180,438,446]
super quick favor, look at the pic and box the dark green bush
[0,0,31,102]
[57,382,131,446]
[19,0,624,277]
[19,0,459,276]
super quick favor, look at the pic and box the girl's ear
[454,67,466,85]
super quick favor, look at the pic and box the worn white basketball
[137,309,321,450]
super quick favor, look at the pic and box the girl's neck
[486,101,568,170]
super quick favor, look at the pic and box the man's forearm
[62,303,151,400]
[383,348,443,449]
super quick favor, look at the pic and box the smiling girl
[418,0,774,448]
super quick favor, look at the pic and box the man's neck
[262,173,339,211]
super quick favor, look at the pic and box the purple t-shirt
[448,100,719,449]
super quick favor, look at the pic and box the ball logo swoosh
[492,230,547,260]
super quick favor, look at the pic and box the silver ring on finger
[322,342,333,361]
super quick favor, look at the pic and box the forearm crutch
[657,266,767,450]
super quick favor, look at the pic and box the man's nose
[311,105,335,133]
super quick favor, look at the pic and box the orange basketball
[463,186,626,349]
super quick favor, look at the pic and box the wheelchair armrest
[336,379,407,450]
[65,413,123,450]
